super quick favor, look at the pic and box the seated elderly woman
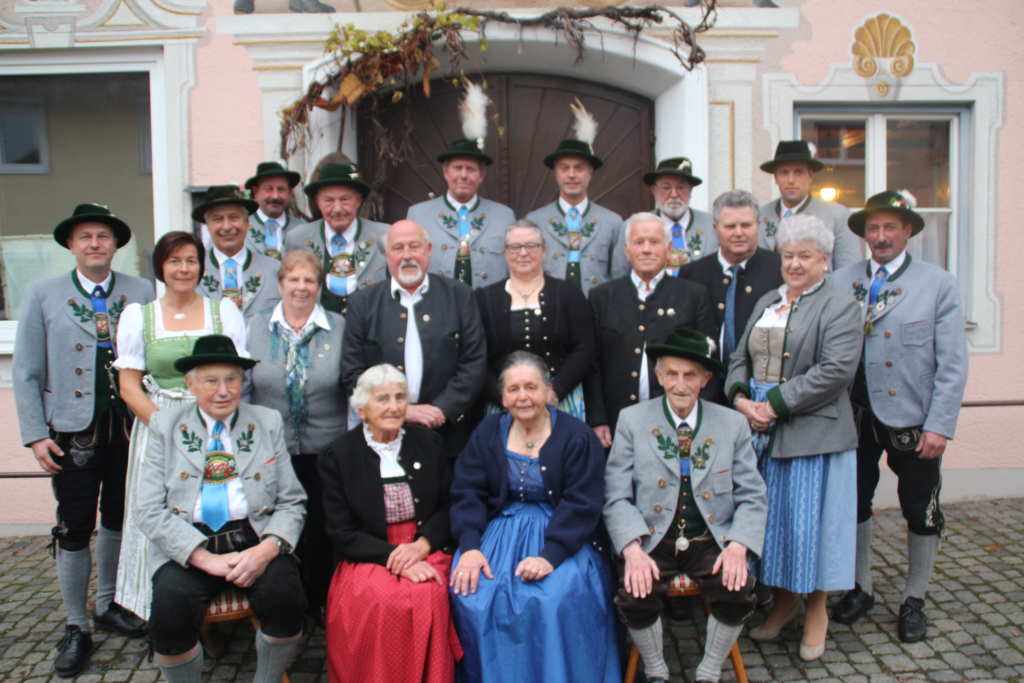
[133,335,306,683]
[725,214,862,661]
[319,364,461,683]
[449,351,619,683]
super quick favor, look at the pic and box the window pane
[0,111,42,165]
[800,119,866,208]
[905,211,949,269]
[887,119,950,208]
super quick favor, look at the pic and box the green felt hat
[53,204,132,250]
[245,161,301,190]
[760,140,825,174]
[173,334,258,374]
[543,139,603,170]
[303,163,371,199]
[192,185,259,223]
[645,327,724,374]
[643,157,704,187]
[436,138,493,165]
[847,190,925,238]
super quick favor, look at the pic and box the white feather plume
[707,337,718,357]
[897,189,918,209]
[459,82,489,142]
[806,141,818,158]
[570,98,597,147]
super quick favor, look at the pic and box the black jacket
[474,277,597,406]
[318,424,452,567]
[583,274,718,433]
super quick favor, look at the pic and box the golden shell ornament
[852,13,915,79]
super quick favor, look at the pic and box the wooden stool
[623,573,748,683]
[204,587,291,683]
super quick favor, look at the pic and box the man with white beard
[340,220,486,463]
[617,157,718,277]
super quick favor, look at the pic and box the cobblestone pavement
[1,498,1022,683]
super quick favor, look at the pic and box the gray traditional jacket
[759,195,862,272]
[246,306,348,455]
[134,402,307,577]
[14,270,155,444]
[603,398,767,556]
[725,282,863,459]
[612,208,719,276]
[246,212,297,260]
[831,254,968,438]
[524,199,627,296]
[196,247,281,325]
[406,195,516,288]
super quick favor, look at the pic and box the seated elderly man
[603,328,767,683]
[134,335,306,683]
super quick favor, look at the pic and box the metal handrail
[0,472,52,478]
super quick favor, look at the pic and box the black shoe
[93,603,146,638]
[662,595,691,622]
[307,604,327,631]
[288,0,335,12]
[833,584,875,624]
[201,625,228,659]
[753,581,774,612]
[232,0,254,13]
[898,597,928,643]
[54,625,92,678]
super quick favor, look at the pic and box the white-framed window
[795,106,968,277]
[0,100,49,174]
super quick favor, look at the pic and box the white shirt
[390,275,429,403]
[266,301,331,342]
[659,208,691,232]
[256,208,288,229]
[870,249,906,279]
[558,196,590,217]
[665,397,699,432]
[212,245,248,289]
[193,408,250,525]
[446,192,478,212]
[363,424,407,478]
[716,249,753,351]
[754,280,825,329]
[631,269,667,402]
[76,269,113,295]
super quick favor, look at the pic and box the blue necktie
[457,206,470,239]
[327,233,348,296]
[201,421,231,532]
[669,221,687,275]
[567,207,581,264]
[223,257,238,290]
[264,218,278,250]
[784,208,795,219]
[677,424,693,476]
[722,264,742,363]
[868,266,889,307]
[90,285,112,348]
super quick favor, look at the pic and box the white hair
[381,223,431,251]
[623,211,671,245]
[498,351,550,391]
[350,364,408,410]
[504,219,546,246]
[777,213,834,256]
[712,189,761,223]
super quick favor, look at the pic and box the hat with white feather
[543,99,603,170]
[847,189,925,237]
[436,82,493,166]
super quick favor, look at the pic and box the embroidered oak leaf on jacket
[202,275,220,294]
[656,433,679,461]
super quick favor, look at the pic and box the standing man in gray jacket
[525,101,625,296]
[758,141,862,272]
[604,328,767,683]
[406,83,515,288]
[830,191,968,643]
[14,204,154,677]
[244,161,302,260]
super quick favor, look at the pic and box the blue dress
[450,412,620,683]
[749,379,856,594]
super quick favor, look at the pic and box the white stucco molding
[762,63,1004,353]
[0,0,204,47]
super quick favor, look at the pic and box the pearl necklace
[161,294,200,320]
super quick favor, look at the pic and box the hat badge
[678,160,691,173]
[476,137,485,151]
[233,189,245,199]
[349,172,360,180]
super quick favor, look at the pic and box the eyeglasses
[505,242,544,254]
[654,184,691,196]
[197,375,243,391]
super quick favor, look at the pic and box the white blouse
[363,424,407,478]
[753,280,825,329]
[113,297,249,371]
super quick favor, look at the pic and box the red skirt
[326,520,463,683]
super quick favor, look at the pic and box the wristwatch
[264,534,292,555]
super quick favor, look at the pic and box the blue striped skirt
[750,380,856,594]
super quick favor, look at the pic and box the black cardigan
[474,276,597,405]
[318,424,452,567]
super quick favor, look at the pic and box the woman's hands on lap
[386,537,431,574]
[400,560,444,586]
[450,549,493,597]
[514,556,553,582]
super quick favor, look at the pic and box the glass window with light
[798,111,961,273]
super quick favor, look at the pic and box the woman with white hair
[318,364,462,683]
[724,214,863,661]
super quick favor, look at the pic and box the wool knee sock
[628,618,669,681]
[855,520,873,594]
[57,546,92,631]
[93,526,122,616]
[253,629,300,683]
[157,646,204,683]
[903,530,940,603]
[695,615,744,683]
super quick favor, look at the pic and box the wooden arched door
[358,73,655,224]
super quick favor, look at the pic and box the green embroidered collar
[71,269,116,299]
[252,212,289,229]
[320,219,362,252]
[210,248,252,273]
[196,406,240,432]
[775,194,812,219]
[662,396,702,440]
[556,199,591,219]
[864,252,912,282]
[443,195,481,213]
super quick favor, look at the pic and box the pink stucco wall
[0,389,54,525]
